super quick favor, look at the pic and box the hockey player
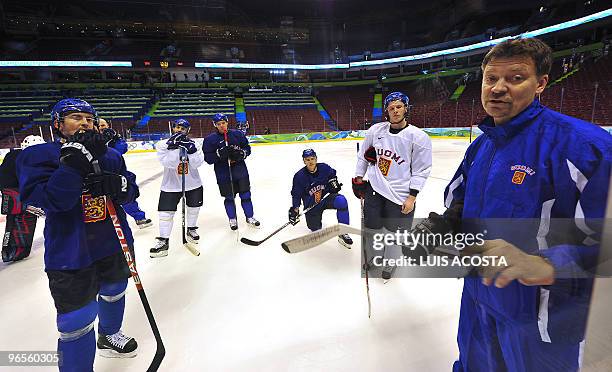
[289,149,352,248]
[353,91,432,280]
[203,113,261,230]
[99,118,153,229]
[17,98,140,371]
[150,118,204,257]
[0,135,45,262]
[415,38,611,371]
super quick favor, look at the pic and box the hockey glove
[327,176,342,193]
[175,136,197,155]
[216,146,230,160]
[228,147,246,162]
[364,146,377,164]
[101,128,120,144]
[402,212,454,261]
[60,130,107,177]
[288,207,300,225]
[84,171,129,203]
[351,177,369,199]
[166,132,186,150]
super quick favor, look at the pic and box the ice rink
[0,137,472,371]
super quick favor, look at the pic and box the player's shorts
[158,186,204,211]
[46,251,131,314]
[218,177,250,198]
[304,193,339,231]
[364,183,414,231]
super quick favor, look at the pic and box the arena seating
[243,92,325,134]
[316,87,373,130]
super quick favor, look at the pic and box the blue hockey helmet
[383,92,409,111]
[172,118,191,128]
[302,148,317,158]
[51,98,98,126]
[212,113,228,126]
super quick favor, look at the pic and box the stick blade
[183,243,200,256]
[281,224,361,254]
[240,237,262,246]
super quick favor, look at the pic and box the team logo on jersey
[512,171,526,185]
[378,158,391,176]
[510,164,535,185]
[177,161,189,175]
[82,194,107,223]
[309,184,325,203]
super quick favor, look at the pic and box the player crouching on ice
[17,98,140,370]
[290,149,352,248]
[99,118,153,230]
[203,113,261,230]
[150,118,204,258]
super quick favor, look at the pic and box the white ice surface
[0,138,471,371]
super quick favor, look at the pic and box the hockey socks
[158,211,175,238]
[239,191,254,218]
[97,280,127,336]
[57,300,97,372]
[224,198,237,219]
[333,195,350,225]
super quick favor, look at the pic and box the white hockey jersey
[355,121,432,205]
[157,140,205,192]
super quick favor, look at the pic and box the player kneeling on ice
[203,113,261,231]
[150,118,204,258]
[99,118,153,230]
[290,149,352,248]
[17,98,140,370]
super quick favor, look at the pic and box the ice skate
[97,330,138,358]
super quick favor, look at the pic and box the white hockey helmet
[21,135,46,149]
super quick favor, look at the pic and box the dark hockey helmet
[383,92,409,111]
[212,113,228,126]
[51,98,98,126]
[302,148,317,158]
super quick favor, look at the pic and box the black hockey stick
[180,147,200,256]
[240,193,333,246]
[361,197,371,318]
[92,161,165,371]
[224,130,239,240]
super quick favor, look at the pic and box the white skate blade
[137,221,153,229]
[149,250,168,258]
[97,348,137,359]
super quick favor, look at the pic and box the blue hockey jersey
[109,137,128,155]
[445,99,611,371]
[291,163,337,209]
[17,141,138,271]
[202,129,251,184]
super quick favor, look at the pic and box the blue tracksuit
[445,100,611,371]
[17,141,138,270]
[202,129,251,184]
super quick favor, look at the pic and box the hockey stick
[360,197,371,318]
[240,193,333,246]
[92,161,165,372]
[224,130,239,241]
[180,147,200,256]
[281,223,361,254]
